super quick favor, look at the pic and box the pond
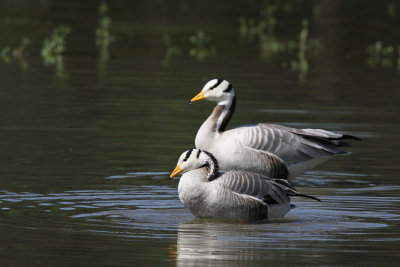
[0,0,399,266]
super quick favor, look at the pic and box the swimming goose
[190,79,361,179]
[170,149,320,221]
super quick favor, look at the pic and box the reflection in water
[96,1,113,79]
[0,46,11,63]
[289,19,322,82]
[14,38,31,70]
[239,5,321,82]
[41,26,71,79]
[1,174,400,265]
[291,19,309,82]
[366,41,400,71]
[0,37,31,69]
[189,31,216,62]
[173,222,263,264]
[172,201,391,266]
[239,5,278,44]
[163,34,181,67]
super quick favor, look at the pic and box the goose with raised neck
[191,79,361,179]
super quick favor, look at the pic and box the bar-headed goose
[190,79,361,179]
[170,149,320,221]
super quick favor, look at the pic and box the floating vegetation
[96,1,113,78]
[189,31,216,62]
[239,3,322,82]
[1,38,31,69]
[259,35,297,58]
[239,5,278,43]
[1,47,11,63]
[96,1,113,46]
[162,34,181,67]
[289,20,322,82]
[258,6,294,58]
[239,5,316,59]
[291,20,308,82]
[366,41,400,69]
[261,5,278,34]
[41,26,71,65]
[41,26,71,78]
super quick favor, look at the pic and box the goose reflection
[171,220,272,265]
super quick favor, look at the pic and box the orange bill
[190,91,206,102]
[170,165,183,179]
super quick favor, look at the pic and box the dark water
[1,1,400,266]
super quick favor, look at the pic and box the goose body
[170,149,320,221]
[191,79,361,179]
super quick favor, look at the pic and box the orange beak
[170,165,183,179]
[190,91,206,102]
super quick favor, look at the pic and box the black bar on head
[183,149,193,162]
[210,79,223,90]
[223,83,233,93]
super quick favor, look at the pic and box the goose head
[170,149,218,179]
[191,79,235,106]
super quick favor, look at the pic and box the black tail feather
[293,193,321,202]
[337,134,362,141]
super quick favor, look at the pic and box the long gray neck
[202,151,219,181]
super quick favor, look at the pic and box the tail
[291,192,321,202]
[272,179,321,202]
[340,134,362,141]
[330,134,362,148]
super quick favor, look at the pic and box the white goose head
[191,79,235,106]
[170,149,219,180]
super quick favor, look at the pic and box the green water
[1,1,400,266]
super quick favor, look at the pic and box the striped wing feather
[233,123,360,164]
[217,171,290,205]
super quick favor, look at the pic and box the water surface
[1,1,399,266]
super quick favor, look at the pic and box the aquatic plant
[41,26,71,65]
[96,1,113,78]
[162,34,181,67]
[14,38,31,58]
[366,41,397,68]
[41,26,70,79]
[291,19,309,82]
[189,31,216,61]
[238,3,322,82]
[257,6,289,58]
[96,1,113,46]
[1,38,31,69]
[239,4,277,43]
[286,19,322,82]
[15,38,31,69]
[239,17,259,43]
[262,5,277,34]
[1,47,11,63]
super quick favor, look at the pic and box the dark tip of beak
[189,101,192,104]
